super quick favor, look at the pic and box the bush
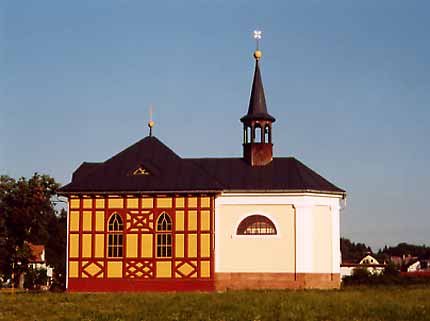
[23,267,48,290]
[342,264,430,287]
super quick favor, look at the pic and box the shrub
[23,267,48,290]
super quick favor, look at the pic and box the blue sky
[1,1,429,250]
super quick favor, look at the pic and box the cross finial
[148,105,155,136]
[253,30,262,50]
[253,30,263,60]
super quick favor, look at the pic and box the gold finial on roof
[148,105,155,136]
[253,30,262,60]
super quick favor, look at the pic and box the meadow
[1,286,429,321]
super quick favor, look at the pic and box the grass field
[1,286,430,321]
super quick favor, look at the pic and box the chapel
[59,45,346,292]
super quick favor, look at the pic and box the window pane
[237,215,277,235]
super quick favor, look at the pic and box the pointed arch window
[156,212,172,257]
[108,213,124,257]
[237,215,277,235]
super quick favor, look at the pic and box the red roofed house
[27,243,46,270]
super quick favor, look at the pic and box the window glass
[237,215,277,235]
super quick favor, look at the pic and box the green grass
[1,287,430,321]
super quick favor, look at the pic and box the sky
[1,1,429,250]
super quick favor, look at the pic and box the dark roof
[240,60,276,123]
[188,158,345,193]
[59,136,345,195]
[59,136,224,193]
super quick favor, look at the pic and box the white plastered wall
[215,193,342,274]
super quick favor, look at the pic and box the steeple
[241,31,276,166]
[240,59,275,123]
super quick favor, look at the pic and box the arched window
[264,125,271,143]
[156,212,172,257]
[247,126,252,143]
[237,215,277,235]
[108,213,123,257]
[254,125,262,143]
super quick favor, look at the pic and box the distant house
[27,243,53,286]
[359,254,380,265]
[341,254,386,278]
[27,243,46,270]
[407,260,421,272]
[406,256,430,273]
[391,255,418,269]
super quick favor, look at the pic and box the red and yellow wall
[67,194,214,291]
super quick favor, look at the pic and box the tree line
[0,174,66,289]
[341,237,430,263]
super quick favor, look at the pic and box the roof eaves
[57,189,223,196]
[221,188,346,196]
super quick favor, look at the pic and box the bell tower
[241,30,276,166]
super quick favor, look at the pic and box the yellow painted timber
[142,198,153,208]
[69,234,79,258]
[201,197,210,208]
[95,234,104,258]
[188,234,197,258]
[69,211,79,232]
[188,211,197,231]
[200,261,210,278]
[156,261,172,278]
[201,210,210,231]
[141,234,153,258]
[69,261,79,278]
[107,261,123,278]
[157,197,172,208]
[126,234,138,258]
[200,233,210,258]
[127,198,139,208]
[82,211,92,231]
[84,262,102,277]
[82,234,92,258]
[95,198,105,209]
[175,211,184,231]
[95,211,104,231]
[83,199,92,209]
[188,197,197,208]
[108,198,124,209]
[176,197,184,208]
[175,234,184,258]
[70,199,80,209]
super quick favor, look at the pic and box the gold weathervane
[148,105,155,136]
[253,30,262,60]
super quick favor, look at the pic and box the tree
[46,208,67,288]
[340,237,372,262]
[378,243,430,258]
[0,173,60,288]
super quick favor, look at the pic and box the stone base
[215,272,340,290]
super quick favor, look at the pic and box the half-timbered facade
[66,193,215,291]
[59,48,346,291]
